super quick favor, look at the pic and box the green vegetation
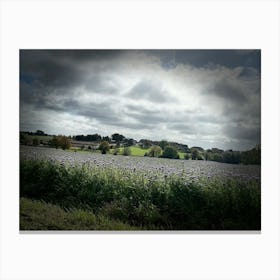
[123,147,131,156]
[162,146,179,159]
[20,159,261,230]
[20,197,137,230]
[49,135,71,150]
[98,141,110,154]
[117,146,150,156]
[148,145,162,157]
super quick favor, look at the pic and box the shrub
[99,141,110,154]
[20,159,261,230]
[113,147,120,155]
[162,146,179,159]
[123,147,131,156]
[148,145,162,157]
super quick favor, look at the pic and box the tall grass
[20,159,261,230]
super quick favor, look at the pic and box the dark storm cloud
[149,50,261,71]
[223,124,261,143]
[208,78,248,103]
[20,49,261,150]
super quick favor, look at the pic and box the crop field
[20,146,261,230]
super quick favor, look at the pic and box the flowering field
[20,146,260,183]
[20,146,261,230]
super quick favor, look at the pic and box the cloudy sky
[20,50,261,151]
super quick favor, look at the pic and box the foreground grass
[20,159,261,230]
[20,197,137,230]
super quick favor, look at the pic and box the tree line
[20,130,261,165]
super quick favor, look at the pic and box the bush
[123,147,131,156]
[99,141,110,154]
[148,145,162,157]
[162,146,179,159]
[49,136,71,150]
[113,147,120,155]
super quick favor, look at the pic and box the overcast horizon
[20,50,261,151]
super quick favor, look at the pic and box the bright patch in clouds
[20,50,261,150]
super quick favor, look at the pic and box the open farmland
[20,146,261,230]
[20,146,260,182]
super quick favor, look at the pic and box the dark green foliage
[74,134,101,142]
[241,146,261,165]
[184,153,191,160]
[159,140,168,150]
[20,160,261,230]
[111,133,125,143]
[49,136,71,150]
[32,138,39,146]
[98,141,110,154]
[191,149,199,160]
[162,146,179,159]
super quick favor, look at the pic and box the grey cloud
[84,76,119,94]
[223,124,261,142]
[207,78,248,104]
[127,80,171,103]
[20,50,261,150]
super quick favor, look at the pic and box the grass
[20,159,261,230]
[116,146,150,156]
[20,197,137,230]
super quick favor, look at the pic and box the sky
[20,50,261,151]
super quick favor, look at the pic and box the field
[20,146,261,230]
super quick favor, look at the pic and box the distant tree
[32,138,39,146]
[184,153,191,160]
[102,136,111,142]
[125,138,134,147]
[112,133,125,143]
[140,139,152,149]
[162,146,179,159]
[49,136,60,149]
[35,130,45,136]
[99,141,110,154]
[59,136,71,150]
[159,140,168,150]
[191,149,199,160]
[241,146,261,165]
[148,145,162,157]
[123,147,131,156]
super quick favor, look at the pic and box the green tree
[99,141,110,154]
[159,140,168,150]
[191,149,199,160]
[148,145,162,157]
[49,136,60,149]
[59,136,71,150]
[162,146,179,159]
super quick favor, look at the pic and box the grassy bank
[20,159,261,230]
[20,197,137,230]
